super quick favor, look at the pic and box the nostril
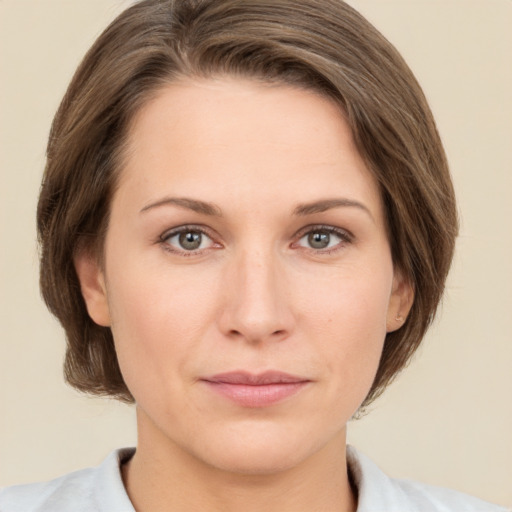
[226,328,287,342]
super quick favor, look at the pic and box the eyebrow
[140,197,222,216]
[140,196,373,221]
[293,198,374,221]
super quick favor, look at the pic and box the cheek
[299,262,392,398]
[300,259,392,342]
[105,257,219,400]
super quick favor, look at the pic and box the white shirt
[0,447,509,511]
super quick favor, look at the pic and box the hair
[37,0,458,408]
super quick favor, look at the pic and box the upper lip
[202,371,310,385]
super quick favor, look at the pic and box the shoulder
[0,466,98,512]
[0,448,135,512]
[392,478,509,512]
[347,446,510,512]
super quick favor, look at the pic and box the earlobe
[386,270,414,333]
[74,250,111,327]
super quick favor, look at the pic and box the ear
[386,269,414,333]
[74,250,111,327]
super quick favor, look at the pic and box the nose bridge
[220,244,292,343]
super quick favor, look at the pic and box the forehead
[117,77,382,219]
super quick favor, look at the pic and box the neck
[122,409,357,512]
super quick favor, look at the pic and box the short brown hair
[37,0,458,408]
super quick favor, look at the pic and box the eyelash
[158,224,354,256]
[159,224,219,257]
[293,224,354,255]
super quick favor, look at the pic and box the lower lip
[202,381,309,407]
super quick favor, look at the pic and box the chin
[191,420,339,476]
[205,445,307,476]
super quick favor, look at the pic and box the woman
[0,0,508,510]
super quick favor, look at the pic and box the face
[77,77,411,474]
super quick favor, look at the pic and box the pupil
[179,231,202,250]
[308,231,330,249]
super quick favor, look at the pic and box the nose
[218,248,295,345]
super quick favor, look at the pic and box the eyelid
[160,224,212,241]
[158,224,221,254]
[157,223,353,256]
[292,224,354,252]
[294,224,354,241]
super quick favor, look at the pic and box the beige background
[1,0,511,507]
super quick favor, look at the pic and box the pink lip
[201,371,311,408]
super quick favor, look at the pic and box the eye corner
[158,224,221,256]
[292,224,354,254]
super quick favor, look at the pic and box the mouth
[200,371,311,408]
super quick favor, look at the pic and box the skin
[76,77,413,512]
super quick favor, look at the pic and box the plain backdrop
[1,0,511,507]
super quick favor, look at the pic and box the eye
[161,226,216,253]
[296,226,352,252]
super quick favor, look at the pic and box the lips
[201,371,311,407]
[205,371,308,385]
